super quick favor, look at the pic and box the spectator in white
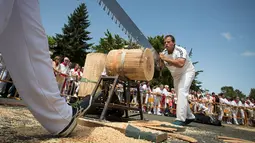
[152,84,164,115]
[206,93,214,114]
[116,83,124,102]
[74,66,83,96]
[245,99,254,126]
[230,97,239,125]
[67,63,80,95]
[60,57,70,75]
[0,0,93,137]
[237,97,245,125]
[197,90,202,98]
[163,85,170,108]
[225,97,233,124]
[59,57,70,94]
[218,93,225,121]
[198,95,208,113]
[160,35,196,126]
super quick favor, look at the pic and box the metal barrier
[0,55,19,99]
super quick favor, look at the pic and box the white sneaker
[148,111,152,114]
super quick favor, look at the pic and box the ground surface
[0,105,254,143]
[143,114,255,143]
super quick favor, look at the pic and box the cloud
[221,32,233,40]
[241,51,255,57]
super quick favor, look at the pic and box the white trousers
[174,70,195,122]
[0,0,72,134]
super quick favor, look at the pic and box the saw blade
[97,0,160,68]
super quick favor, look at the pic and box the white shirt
[162,45,195,77]
[142,84,147,91]
[154,87,164,95]
[219,98,225,104]
[250,102,254,107]
[231,101,237,106]
[163,88,169,96]
[60,63,69,75]
[237,101,243,107]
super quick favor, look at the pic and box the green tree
[221,86,236,98]
[234,89,246,99]
[91,30,141,53]
[91,30,128,53]
[47,35,56,48]
[189,49,203,92]
[221,86,247,99]
[52,3,92,66]
[248,88,255,100]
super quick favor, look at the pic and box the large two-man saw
[96,0,161,70]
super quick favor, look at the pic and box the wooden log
[129,120,185,132]
[223,140,248,143]
[138,125,177,132]
[168,133,198,143]
[78,118,167,143]
[105,48,154,81]
[0,98,26,107]
[78,53,107,97]
[218,136,255,143]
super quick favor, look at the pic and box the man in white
[237,98,245,125]
[159,35,195,126]
[0,0,93,137]
[163,85,170,108]
[152,85,164,115]
[230,98,239,125]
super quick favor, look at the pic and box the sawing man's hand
[159,53,166,61]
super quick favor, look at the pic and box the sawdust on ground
[0,105,150,143]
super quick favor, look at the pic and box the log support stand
[89,75,144,121]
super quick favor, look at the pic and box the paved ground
[0,105,254,143]
[143,113,255,143]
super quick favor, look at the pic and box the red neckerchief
[62,62,67,66]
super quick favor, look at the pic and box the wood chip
[75,126,150,143]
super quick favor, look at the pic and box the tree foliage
[221,86,246,99]
[248,88,255,100]
[47,35,56,48]
[51,3,92,66]
[91,30,141,53]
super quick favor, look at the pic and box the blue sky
[39,0,255,95]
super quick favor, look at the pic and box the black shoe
[76,95,93,117]
[57,95,93,137]
[185,118,195,125]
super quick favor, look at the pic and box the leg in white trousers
[0,0,72,135]
[174,70,195,122]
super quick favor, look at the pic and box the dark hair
[164,35,175,43]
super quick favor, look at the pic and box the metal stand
[89,75,143,121]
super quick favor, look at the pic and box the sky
[39,0,255,95]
